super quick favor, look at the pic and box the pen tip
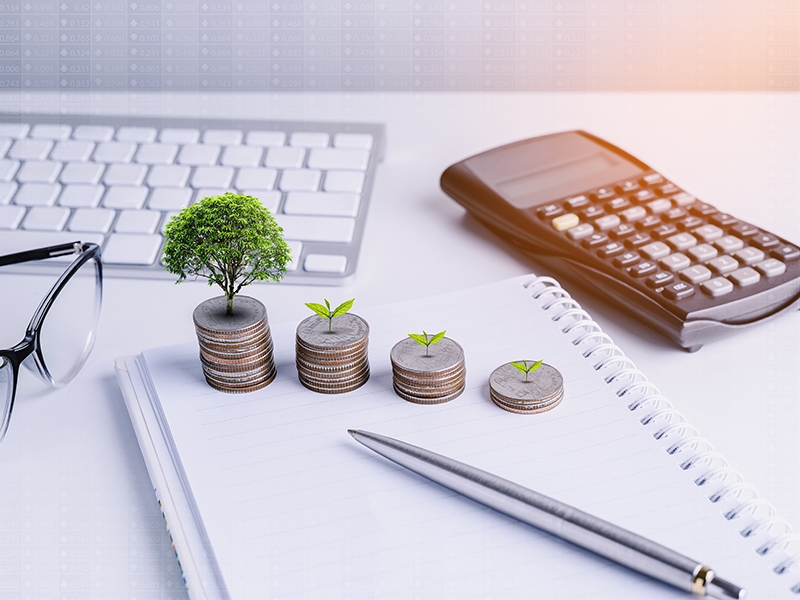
[347,429,357,438]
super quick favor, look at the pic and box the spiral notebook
[115,274,800,599]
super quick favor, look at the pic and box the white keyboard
[0,116,384,285]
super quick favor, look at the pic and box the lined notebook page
[141,275,793,599]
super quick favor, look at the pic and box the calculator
[440,130,800,351]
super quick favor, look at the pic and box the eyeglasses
[0,241,103,444]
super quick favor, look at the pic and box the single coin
[296,314,369,351]
[393,382,465,405]
[295,335,368,357]
[196,326,271,347]
[390,337,465,375]
[392,368,465,390]
[391,359,466,382]
[489,363,564,405]
[193,295,268,334]
[490,390,564,414]
[298,372,369,394]
[204,367,277,393]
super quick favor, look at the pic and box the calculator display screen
[497,153,617,199]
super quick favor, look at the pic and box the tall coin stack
[488,362,564,414]
[390,337,466,404]
[193,296,276,393]
[295,313,370,393]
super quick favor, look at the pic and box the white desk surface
[0,91,798,596]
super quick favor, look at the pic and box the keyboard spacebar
[275,215,356,243]
[0,231,105,261]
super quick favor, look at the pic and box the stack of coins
[390,337,466,404]
[193,296,276,393]
[488,362,564,414]
[295,313,370,393]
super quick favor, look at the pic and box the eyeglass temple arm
[0,242,83,267]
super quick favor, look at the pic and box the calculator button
[663,207,688,222]
[620,206,646,222]
[641,241,670,260]
[677,216,704,231]
[637,215,662,229]
[659,183,680,196]
[592,188,616,201]
[630,261,657,277]
[710,212,739,227]
[750,233,780,250]
[651,224,678,240]
[701,277,734,297]
[728,267,761,287]
[606,197,631,212]
[617,180,640,193]
[567,223,594,240]
[597,241,625,259]
[714,235,744,254]
[646,271,674,288]
[755,258,787,277]
[666,232,697,251]
[680,264,712,284]
[771,245,800,261]
[613,251,640,267]
[594,214,621,231]
[552,213,579,231]
[647,198,672,214]
[689,203,717,217]
[661,253,691,272]
[687,243,718,262]
[609,223,637,239]
[642,173,664,186]
[625,233,652,248]
[663,281,695,300]
[733,247,765,265]
[537,204,563,219]
[670,192,696,207]
[708,255,739,274]
[633,190,656,203]
[730,222,759,238]
[581,205,605,220]
[565,195,590,210]
[581,233,609,248]
[693,224,724,243]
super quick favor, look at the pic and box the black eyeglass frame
[0,241,103,441]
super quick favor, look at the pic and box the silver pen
[348,429,745,599]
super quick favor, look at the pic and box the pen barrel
[354,430,701,594]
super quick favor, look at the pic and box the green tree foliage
[163,192,291,315]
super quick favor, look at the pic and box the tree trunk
[226,294,234,315]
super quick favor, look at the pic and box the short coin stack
[488,362,564,414]
[390,337,466,404]
[295,313,370,393]
[193,296,276,393]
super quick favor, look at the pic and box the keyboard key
[630,261,657,277]
[160,128,200,144]
[191,166,234,189]
[104,163,148,186]
[0,230,104,255]
[733,247,765,265]
[701,277,734,297]
[235,167,277,191]
[265,146,305,169]
[17,161,62,183]
[135,143,178,165]
[203,130,243,145]
[641,241,670,260]
[50,140,95,162]
[567,223,594,240]
[284,192,361,218]
[274,214,356,243]
[148,188,193,211]
[103,233,163,265]
[755,258,787,277]
[0,123,30,139]
[115,209,161,234]
[73,125,115,142]
[30,124,71,140]
[646,271,674,288]
[0,205,25,229]
[304,254,347,273]
[194,188,227,203]
[60,162,105,185]
[660,253,691,272]
[103,186,148,209]
[279,169,321,192]
[693,224,723,242]
[285,240,303,271]
[771,244,800,261]
[68,208,116,233]
[0,159,19,182]
[241,189,281,213]
[94,141,137,163]
[307,148,370,171]
[663,281,695,300]
[666,232,697,252]
[708,255,739,274]
[22,206,70,231]
[58,184,104,208]
[116,126,157,143]
[334,133,373,149]
[147,165,190,188]
[221,145,263,167]
[680,264,712,284]
[14,183,62,206]
[246,131,286,147]
[0,181,17,205]
[687,243,718,262]
[178,144,221,166]
[290,132,330,147]
[613,251,639,268]
[323,170,365,194]
[714,235,744,254]
[729,267,760,287]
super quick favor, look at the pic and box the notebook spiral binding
[523,275,800,595]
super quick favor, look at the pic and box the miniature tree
[163,192,291,315]
[305,298,354,332]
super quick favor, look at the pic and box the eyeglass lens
[0,357,13,442]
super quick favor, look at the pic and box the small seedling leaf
[305,302,330,319]
[428,330,446,345]
[332,298,354,318]
[530,359,543,372]
[325,298,331,310]
[408,333,428,346]
[510,361,528,374]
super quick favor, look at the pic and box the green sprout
[305,298,355,332]
[510,359,543,382]
[408,330,445,356]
